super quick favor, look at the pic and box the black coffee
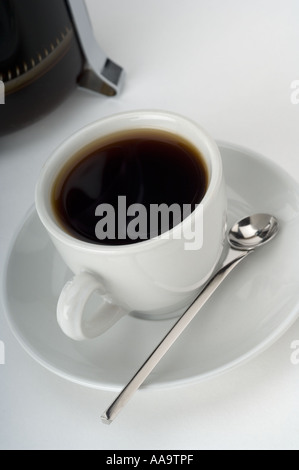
[52,130,208,245]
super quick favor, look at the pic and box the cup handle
[57,272,128,341]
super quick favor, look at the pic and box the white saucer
[3,143,299,391]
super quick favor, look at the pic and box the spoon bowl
[229,214,279,251]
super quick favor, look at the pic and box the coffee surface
[52,130,208,245]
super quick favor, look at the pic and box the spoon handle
[101,248,250,425]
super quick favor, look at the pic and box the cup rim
[35,109,223,253]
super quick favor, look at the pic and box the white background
[1,0,299,450]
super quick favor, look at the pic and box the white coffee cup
[35,110,227,341]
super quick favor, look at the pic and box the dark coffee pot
[0,0,124,135]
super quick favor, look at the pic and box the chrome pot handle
[67,0,125,96]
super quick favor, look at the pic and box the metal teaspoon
[101,214,279,424]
